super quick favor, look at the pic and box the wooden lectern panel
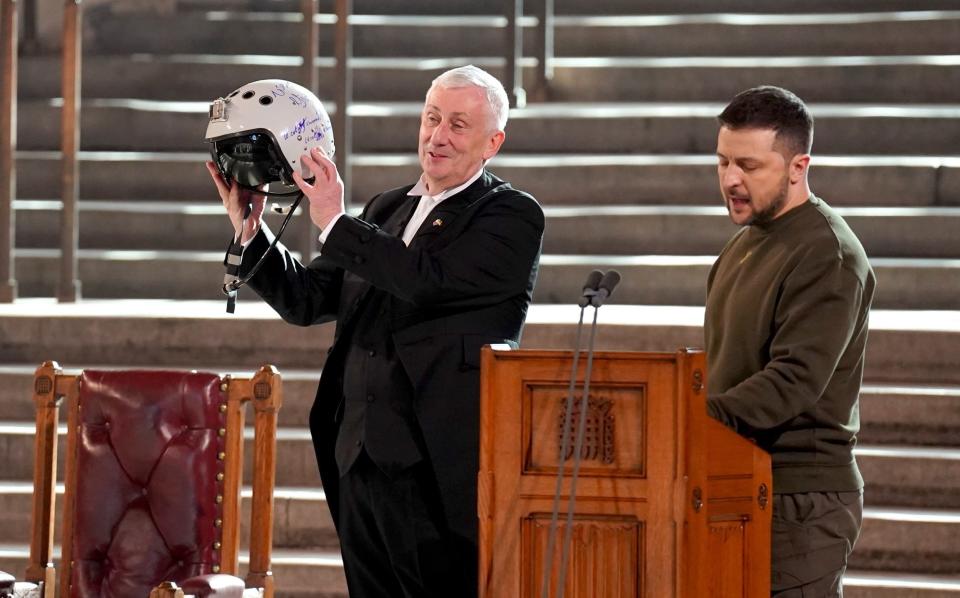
[479,347,771,598]
[522,514,642,597]
[524,383,648,478]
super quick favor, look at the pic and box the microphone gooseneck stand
[539,269,602,598]
[540,270,621,598]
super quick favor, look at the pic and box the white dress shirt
[319,166,484,246]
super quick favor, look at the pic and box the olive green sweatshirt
[705,195,876,494]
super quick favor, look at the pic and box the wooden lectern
[478,346,771,598]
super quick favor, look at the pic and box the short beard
[750,174,790,225]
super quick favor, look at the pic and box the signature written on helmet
[284,115,323,140]
[271,81,309,108]
[282,113,332,144]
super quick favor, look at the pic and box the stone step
[8,249,960,310]
[0,544,348,597]
[14,151,960,207]
[0,422,320,488]
[3,366,959,450]
[3,363,958,450]
[858,445,960,509]
[16,100,960,156]
[845,571,960,597]
[1,491,958,580]
[1,302,956,384]
[14,201,960,260]
[0,483,337,551]
[15,54,960,103]
[1,446,959,561]
[853,507,960,575]
[176,0,960,15]
[538,206,960,258]
[1,421,955,500]
[79,11,960,58]
[859,384,960,447]
[1,552,959,598]
[0,364,322,428]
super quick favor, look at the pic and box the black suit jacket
[239,170,544,542]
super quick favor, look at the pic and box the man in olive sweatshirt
[705,86,876,597]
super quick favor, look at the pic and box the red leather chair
[4,362,281,598]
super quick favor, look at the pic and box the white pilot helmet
[204,79,335,188]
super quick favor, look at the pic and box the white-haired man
[208,65,544,597]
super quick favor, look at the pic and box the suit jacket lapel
[408,170,498,245]
[384,194,421,237]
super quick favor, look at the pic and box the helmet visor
[210,131,292,187]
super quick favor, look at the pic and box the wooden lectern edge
[482,346,689,361]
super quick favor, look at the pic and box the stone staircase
[2,1,960,596]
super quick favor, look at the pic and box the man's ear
[483,130,506,161]
[790,153,811,184]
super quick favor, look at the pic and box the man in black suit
[207,65,544,597]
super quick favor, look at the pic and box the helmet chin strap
[222,187,306,313]
[235,182,301,197]
[234,177,314,215]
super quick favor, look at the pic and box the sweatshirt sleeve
[707,250,868,434]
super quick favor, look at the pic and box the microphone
[578,269,604,307]
[541,269,624,598]
[591,269,621,307]
[541,271,600,598]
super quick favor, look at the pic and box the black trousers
[771,490,864,598]
[337,451,477,598]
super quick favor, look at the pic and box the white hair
[427,65,509,132]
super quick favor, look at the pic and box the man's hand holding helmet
[294,146,345,232]
[205,160,266,244]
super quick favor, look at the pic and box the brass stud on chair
[218,451,226,460]
[215,518,222,528]
[218,427,226,437]
[214,541,221,550]
[216,494,223,504]
[219,381,229,392]
[217,472,224,482]
[219,403,227,413]
[212,565,221,573]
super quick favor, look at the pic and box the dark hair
[718,86,814,157]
